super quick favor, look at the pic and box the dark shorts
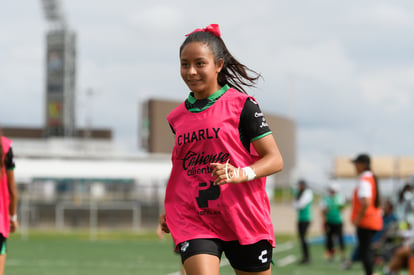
[0,234,6,255]
[178,238,272,272]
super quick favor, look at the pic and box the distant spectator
[372,200,398,248]
[343,199,398,270]
[350,153,383,275]
[381,242,414,275]
[320,182,346,262]
[393,183,414,227]
[293,179,313,264]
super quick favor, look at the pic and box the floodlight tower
[41,0,76,137]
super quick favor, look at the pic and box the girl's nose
[188,65,197,75]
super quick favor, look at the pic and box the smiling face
[180,42,224,99]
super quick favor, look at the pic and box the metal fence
[17,178,166,238]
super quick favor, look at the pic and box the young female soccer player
[0,133,18,275]
[159,24,284,275]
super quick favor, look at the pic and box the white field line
[274,241,296,267]
[276,255,297,267]
[275,241,294,252]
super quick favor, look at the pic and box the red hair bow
[185,24,221,37]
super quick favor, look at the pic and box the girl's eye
[197,62,205,66]
[181,62,189,68]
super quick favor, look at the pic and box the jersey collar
[186,84,230,112]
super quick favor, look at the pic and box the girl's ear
[216,58,224,73]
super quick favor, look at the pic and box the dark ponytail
[180,31,261,94]
[366,164,380,208]
[373,174,380,208]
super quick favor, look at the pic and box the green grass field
[5,231,397,275]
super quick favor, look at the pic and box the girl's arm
[249,134,283,178]
[211,134,283,185]
[7,169,18,232]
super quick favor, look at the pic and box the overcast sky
[1,0,413,185]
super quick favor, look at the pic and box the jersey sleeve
[4,147,15,170]
[239,98,272,151]
[358,180,372,198]
[293,189,313,209]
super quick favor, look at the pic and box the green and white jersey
[320,193,345,224]
[293,188,313,222]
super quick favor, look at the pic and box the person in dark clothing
[293,179,313,264]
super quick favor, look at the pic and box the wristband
[242,167,256,181]
[9,214,17,222]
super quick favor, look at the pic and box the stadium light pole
[40,0,77,138]
[40,0,67,30]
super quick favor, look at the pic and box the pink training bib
[0,136,12,237]
[165,88,275,249]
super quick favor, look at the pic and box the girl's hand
[9,220,18,233]
[210,162,248,185]
[159,213,170,233]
